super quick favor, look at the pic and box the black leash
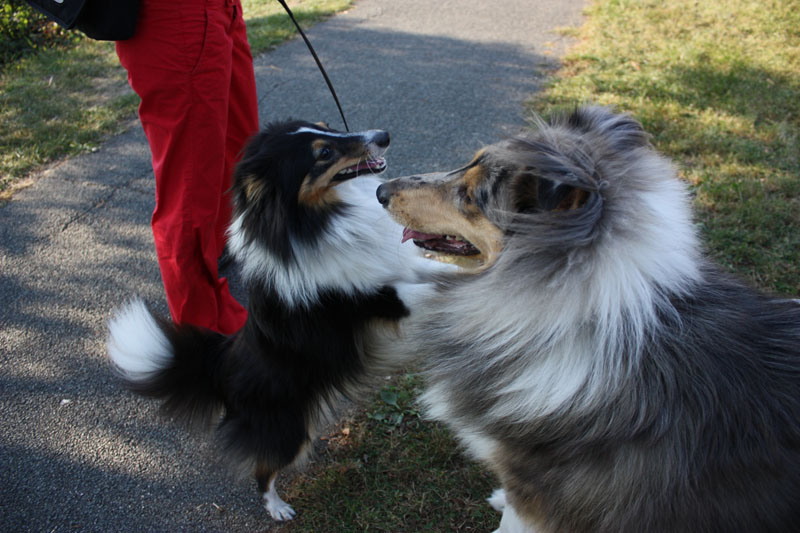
[276,0,350,132]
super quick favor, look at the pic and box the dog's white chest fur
[227,177,450,308]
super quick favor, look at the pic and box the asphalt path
[0,0,584,530]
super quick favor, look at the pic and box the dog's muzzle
[376,177,418,206]
[376,181,394,206]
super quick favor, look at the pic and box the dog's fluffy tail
[107,299,228,428]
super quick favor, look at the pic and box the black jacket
[25,0,139,41]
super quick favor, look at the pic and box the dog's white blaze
[107,299,171,380]
[228,177,441,308]
[289,126,352,137]
[289,126,387,145]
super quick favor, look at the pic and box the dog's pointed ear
[539,178,593,211]
[569,107,650,152]
[514,173,594,213]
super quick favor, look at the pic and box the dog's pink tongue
[402,228,439,243]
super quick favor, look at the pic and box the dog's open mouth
[336,157,387,179]
[402,228,480,256]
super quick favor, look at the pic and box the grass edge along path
[0,0,352,201]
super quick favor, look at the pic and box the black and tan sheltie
[107,121,446,520]
[377,107,800,532]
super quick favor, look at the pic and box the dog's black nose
[374,130,390,149]
[376,183,391,206]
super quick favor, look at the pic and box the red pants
[117,0,258,334]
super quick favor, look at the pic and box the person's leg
[216,0,259,258]
[116,0,249,334]
[212,0,259,334]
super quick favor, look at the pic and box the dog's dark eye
[459,186,473,204]
[317,147,332,161]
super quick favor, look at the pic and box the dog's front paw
[487,488,506,511]
[264,492,296,521]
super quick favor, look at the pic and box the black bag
[25,0,140,41]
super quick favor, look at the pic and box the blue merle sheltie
[377,107,800,532]
[107,121,447,521]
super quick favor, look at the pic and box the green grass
[244,0,351,53]
[0,39,133,197]
[0,0,351,200]
[275,375,497,532]
[529,0,800,295]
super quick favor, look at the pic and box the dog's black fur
[108,120,436,520]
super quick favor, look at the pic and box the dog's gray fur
[391,107,800,532]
